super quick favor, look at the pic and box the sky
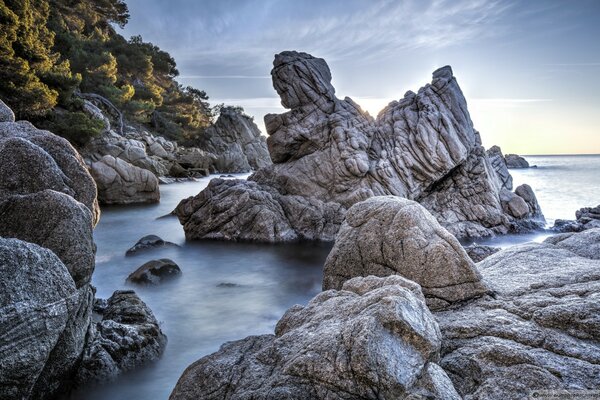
[121,0,600,155]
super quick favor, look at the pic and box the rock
[505,153,530,168]
[322,196,488,310]
[463,243,501,263]
[125,234,178,256]
[176,147,217,170]
[0,237,89,400]
[436,230,600,399]
[176,51,544,242]
[486,145,513,190]
[0,120,100,225]
[76,290,167,383]
[0,190,95,287]
[0,98,15,122]
[170,275,460,400]
[175,178,344,242]
[552,204,600,232]
[90,155,160,204]
[200,108,271,172]
[82,100,110,131]
[168,161,188,178]
[127,258,181,285]
[543,228,600,259]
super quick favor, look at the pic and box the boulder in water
[127,258,182,285]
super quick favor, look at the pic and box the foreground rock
[127,258,182,285]
[504,153,530,168]
[323,196,488,310]
[553,204,600,232]
[126,234,178,256]
[176,51,544,242]
[170,275,460,400]
[199,107,271,172]
[90,155,160,204]
[77,290,167,383]
[437,228,600,398]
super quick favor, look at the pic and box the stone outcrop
[505,153,530,168]
[200,107,271,172]
[127,258,182,285]
[437,229,600,399]
[553,204,600,232]
[76,290,167,383]
[170,275,460,400]
[175,51,544,242]
[486,145,512,190]
[323,196,488,310]
[90,155,160,204]
[0,102,166,399]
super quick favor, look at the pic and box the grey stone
[127,258,182,285]
[170,275,460,400]
[463,243,501,263]
[90,155,160,204]
[125,234,179,256]
[486,145,512,190]
[543,228,600,259]
[553,204,600,233]
[505,153,530,168]
[0,98,15,122]
[322,196,488,310]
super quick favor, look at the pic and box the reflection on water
[72,155,600,399]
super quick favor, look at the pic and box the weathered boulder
[463,243,501,263]
[323,196,488,310]
[486,145,513,190]
[77,290,167,383]
[90,155,160,204]
[170,275,460,400]
[127,258,181,285]
[175,178,344,242]
[0,98,15,122]
[125,234,178,256]
[543,228,600,259]
[436,230,600,399]
[0,237,91,400]
[0,120,100,224]
[200,107,271,172]
[177,51,544,242]
[553,204,600,232]
[505,153,530,168]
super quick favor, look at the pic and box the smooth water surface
[75,155,600,399]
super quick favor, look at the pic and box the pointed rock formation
[175,51,544,242]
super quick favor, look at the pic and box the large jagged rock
[505,153,530,168]
[486,145,512,190]
[76,290,167,383]
[200,108,271,172]
[176,51,543,242]
[170,275,460,400]
[323,196,488,310]
[436,229,600,399]
[90,155,160,204]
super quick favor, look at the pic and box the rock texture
[0,98,15,122]
[504,153,530,168]
[176,51,544,242]
[200,107,271,172]
[553,204,600,232]
[170,275,460,400]
[77,290,167,383]
[437,231,600,398]
[463,243,501,263]
[486,145,512,190]
[323,196,488,310]
[90,155,160,204]
[125,234,178,256]
[127,258,182,285]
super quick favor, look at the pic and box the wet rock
[127,258,181,285]
[177,51,544,242]
[170,275,460,400]
[77,290,167,383]
[505,153,530,168]
[125,234,178,256]
[90,155,160,204]
[322,196,488,310]
[463,243,501,263]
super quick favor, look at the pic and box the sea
[71,154,600,400]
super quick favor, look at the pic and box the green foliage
[36,109,105,146]
[0,0,214,145]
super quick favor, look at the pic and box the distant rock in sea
[505,153,530,168]
[553,203,600,232]
[175,51,545,242]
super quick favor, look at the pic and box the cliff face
[176,51,545,242]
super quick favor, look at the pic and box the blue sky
[121,0,600,154]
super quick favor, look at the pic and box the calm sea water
[74,155,600,399]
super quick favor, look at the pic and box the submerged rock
[90,155,160,204]
[170,275,460,400]
[77,290,167,383]
[505,153,530,168]
[176,51,544,242]
[127,258,181,285]
[125,234,178,256]
[322,196,488,310]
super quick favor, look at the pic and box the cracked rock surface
[176,51,544,242]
